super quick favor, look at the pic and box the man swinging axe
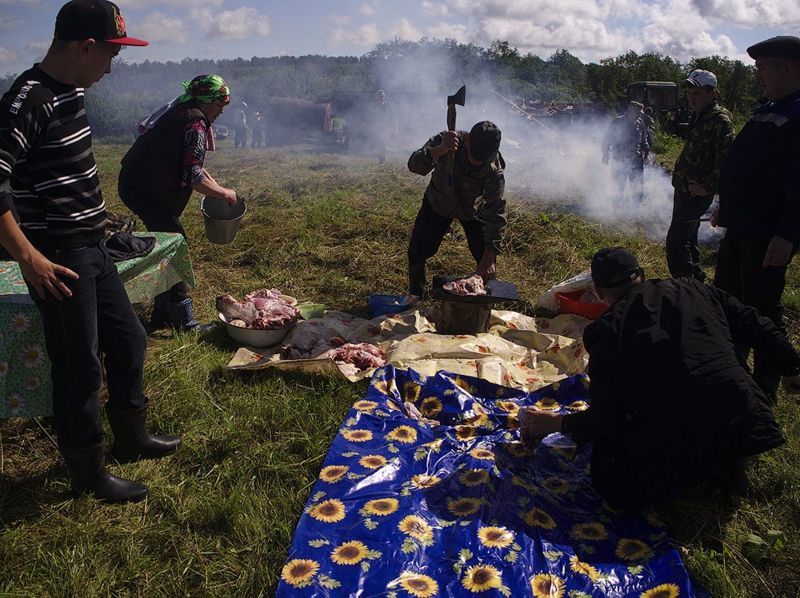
[406,85,506,298]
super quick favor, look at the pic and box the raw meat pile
[443,275,487,296]
[216,288,299,330]
[281,335,386,371]
[328,342,386,370]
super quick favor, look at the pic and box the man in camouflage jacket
[666,69,735,280]
[407,121,505,298]
[601,102,649,204]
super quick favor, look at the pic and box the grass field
[1,139,798,597]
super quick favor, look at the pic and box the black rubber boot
[107,404,181,464]
[409,263,427,299]
[62,441,149,503]
[167,297,215,334]
[150,291,171,329]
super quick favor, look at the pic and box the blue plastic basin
[368,294,416,318]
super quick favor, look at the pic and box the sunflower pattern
[0,232,194,419]
[277,366,700,597]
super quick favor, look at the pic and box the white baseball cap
[684,69,718,88]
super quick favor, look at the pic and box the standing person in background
[0,0,180,504]
[407,121,506,298]
[372,90,397,164]
[601,101,649,204]
[234,100,248,148]
[641,106,655,163]
[118,75,238,333]
[251,110,264,147]
[713,36,800,404]
[666,70,735,281]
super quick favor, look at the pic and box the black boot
[167,297,216,334]
[62,441,149,503]
[409,263,427,299]
[150,291,171,330]
[107,404,181,464]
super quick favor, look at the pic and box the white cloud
[328,23,381,47]
[0,46,19,66]
[692,0,800,27]
[359,3,377,16]
[119,0,223,6]
[190,7,271,39]
[387,18,423,41]
[426,23,470,42]
[421,1,449,17]
[329,13,351,26]
[138,12,188,44]
[413,0,760,61]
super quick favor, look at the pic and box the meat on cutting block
[443,275,487,296]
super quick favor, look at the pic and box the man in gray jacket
[406,121,506,298]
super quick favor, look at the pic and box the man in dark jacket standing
[0,0,180,504]
[521,247,798,509]
[406,121,505,298]
[713,36,800,403]
[666,69,735,281]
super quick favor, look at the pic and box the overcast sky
[1,0,798,77]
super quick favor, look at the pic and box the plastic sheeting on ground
[277,366,700,597]
[227,309,590,392]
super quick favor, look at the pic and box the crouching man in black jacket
[521,247,800,509]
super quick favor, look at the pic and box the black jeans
[408,197,485,264]
[666,189,714,280]
[28,242,147,449]
[407,197,485,295]
[119,175,189,302]
[714,230,793,400]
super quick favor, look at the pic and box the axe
[446,85,466,187]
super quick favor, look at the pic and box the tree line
[1,38,761,139]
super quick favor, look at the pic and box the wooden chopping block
[435,299,491,335]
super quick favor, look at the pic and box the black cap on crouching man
[55,0,148,46]
[747,35,800,61]
[591,247,644,289]
[469,121,501,163]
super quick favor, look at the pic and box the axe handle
[446,104,457,186]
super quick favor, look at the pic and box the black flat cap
[591,247,642,289]
[747,35,800,61]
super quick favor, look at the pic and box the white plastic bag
[536,270,598,311]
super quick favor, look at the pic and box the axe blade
[447,85,466,107]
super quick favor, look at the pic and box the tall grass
[0,143,798,596]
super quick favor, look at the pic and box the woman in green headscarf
[119,74,238,332]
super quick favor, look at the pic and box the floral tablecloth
[0,232,194,418]
[277,366,701,597]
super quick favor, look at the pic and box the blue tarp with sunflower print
[277,366,700,598]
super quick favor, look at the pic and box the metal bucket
[201,196,247,244]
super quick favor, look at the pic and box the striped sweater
[0,65,106,249]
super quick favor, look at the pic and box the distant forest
[1,38,761,139]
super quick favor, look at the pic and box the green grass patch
[1,144,799,596]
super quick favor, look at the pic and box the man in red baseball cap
[0,2,179,505]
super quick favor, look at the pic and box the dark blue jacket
[717,89,800,242]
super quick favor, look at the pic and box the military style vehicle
[626,81,690,133]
